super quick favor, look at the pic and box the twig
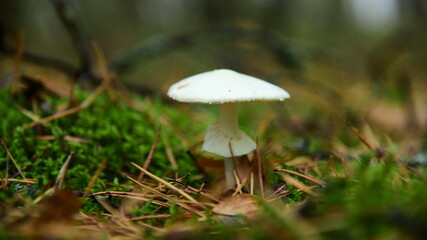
[82,158,108,199]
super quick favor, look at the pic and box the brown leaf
[33,188,80,225]
[213,194,259,224]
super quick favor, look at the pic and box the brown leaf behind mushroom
[213,194,259,224]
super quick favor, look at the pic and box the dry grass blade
[127,214,172,221]
[123,127,162,217]
[136,127,161,183]
[346,120,374,151]
[95,197,145,235]
[256,108,275,137]
[250,172,254,195]
[1,138,26,179]
[91,191,172,208]
[279,172,318,196]
[126,176,205,217]
[275,168,326,186]
[265,183,289,200]
[15,103,40,121]
[54,152,74,192]
[165,180,220,202]
[92,41,108,78]
[82,158,107,199]
[336,152,348,176]
[328,154,340,177]
[162,131,178,169]
[233,171,248,196]
[0,178,38,184]
[36,135,89,143]
[131,162,204,208]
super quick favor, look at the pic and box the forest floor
[1,55,427,240]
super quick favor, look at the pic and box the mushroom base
[202,121,256,158]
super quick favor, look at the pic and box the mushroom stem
[220,103,238,189]
[224,157,235,189]
[219,103,239,138]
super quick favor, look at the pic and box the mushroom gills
[202,121,256,158]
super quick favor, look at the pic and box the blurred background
[0,0,426,153]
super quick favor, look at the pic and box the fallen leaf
[213,194,259,224]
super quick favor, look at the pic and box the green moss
[0,87,203,205]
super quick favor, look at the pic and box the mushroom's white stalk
[219,103,239,139]
[220,103,238,189]
[224,157,235,189]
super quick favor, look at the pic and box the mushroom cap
[167,69,290,104]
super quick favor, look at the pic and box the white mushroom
[167,69,290,188]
